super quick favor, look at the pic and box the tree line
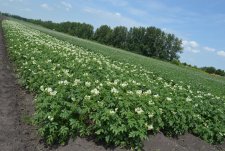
[173,61,225,77]
[1,12,182,61]
[201,67,225,76]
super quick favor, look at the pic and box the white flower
[48,115,54,121]
[148,113,154,118]
[74,79,81,85]
[157,77,163,80]
[194,104,198,107]
[144,89,152,95]
[40,85,44,91]
[166,97,172,101]
[215,96,220,100]
[148,100,155,105]
[58,80,69,85]
[178,86,183,90]
[159,108,163,114]
[109,110,115,114]
[46,87,52,92]
[111,87,119,94]
[44,87,57,96]
[46,59,52,63]
[135,107,144,114]
[120,82,128,87]
[207,93,212,96]
[85,82,91,87]
[58,81,63,84]
[132,80,137,84]
[64,80,69,85]
[186,97,192,102]
[84,95,91,100]
[147,124,153,130]
[32,60,36,64]
[136,90,142,95]
[153,94,159,98]
[127,91,133,94]
[113,79,119,85]
[50,90,57,96]
[91,88,100,95]
[63,69,70,76]
[83,73,89,76]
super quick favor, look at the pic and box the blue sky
[1,0,225,70]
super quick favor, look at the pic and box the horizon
[0,0,225,70]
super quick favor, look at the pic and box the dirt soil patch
[0,18,224,151]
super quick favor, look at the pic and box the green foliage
[111,26,128,49]
[2,12,183,61]
[171,59,180,66]
[201,66,225,76]
[93,25,112,45]
[126,27,146,54]
[3,20,225,150]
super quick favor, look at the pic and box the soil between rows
[0,18,224,151]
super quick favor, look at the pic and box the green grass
[12,18,225,97]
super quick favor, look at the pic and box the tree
[94,25,112,44]
[164,34,183,61]
[111,26,128,49]
[202,67,216,74]
[142,27,165,58]
[126,27,146,54]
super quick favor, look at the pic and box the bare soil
[0,18,224,151]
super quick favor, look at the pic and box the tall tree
[142,27,165,58]
[127,27,146,54]
[94,25,112,44]
[111,26,128,49]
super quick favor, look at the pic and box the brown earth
[0,18,224,151]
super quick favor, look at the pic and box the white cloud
[61,1,72,11]
[40,3,53,11]
[83,7,143,27]
[100,0,147,17]
[8,0,23,2]
[126,7,147,16]
[217,51,225,57]
[100,0,128,7]
[203,46,216,52]
[182,40,200,53]
[189,41,198,47]
[19,8,31,12]
[115,12,121,16]
[183,41,224,57]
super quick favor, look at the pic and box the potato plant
[3,20,225,149]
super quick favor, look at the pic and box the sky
[0,0,225,70]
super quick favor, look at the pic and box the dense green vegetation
[14,19,225,97]
[1,12,182,61]
[201,66,225,77]
[3,20,225,150]
[170,61,225,77]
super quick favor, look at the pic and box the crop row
[3,20,225,149]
